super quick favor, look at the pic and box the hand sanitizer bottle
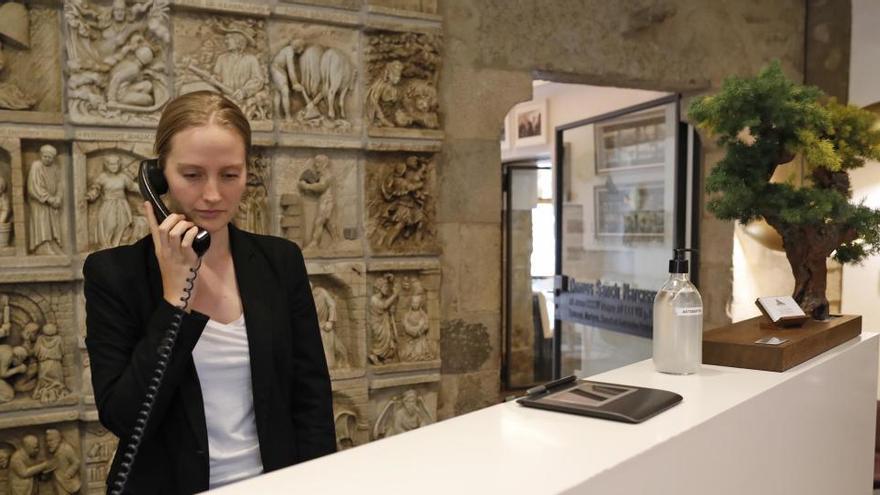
[653,248,703,374]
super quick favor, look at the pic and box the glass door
[553,95,699,378]
[502,162,554,389]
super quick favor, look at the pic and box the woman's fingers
[180,225,199,250]
[168,218,194,241]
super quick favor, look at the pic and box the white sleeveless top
[191,313,264,488]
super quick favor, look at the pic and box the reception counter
[212,332,879,495]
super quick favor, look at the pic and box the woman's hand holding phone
[143,201,201,307]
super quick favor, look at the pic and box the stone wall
[0,0,445,492]
[436,0,808,416]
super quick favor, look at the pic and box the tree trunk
[766,220,837,320]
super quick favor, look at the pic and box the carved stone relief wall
[0,141,18,256]
[368,375,438,440]
[365,152,437,255]
[74,141,152,253]
[0,423,82,495]
[0,1,446,491]
[306,261,367,381]
[64,0,172,126]
[365,30,441,138]
[173,11,273,129]
[366,260,440,374]
[0,5,63,123]
[331,379,369,450]
[234,148,271,235]
[21,142,70,260]
[267,21,360,135]
[277,149,362,257]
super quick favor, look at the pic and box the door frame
[551,94,701,378]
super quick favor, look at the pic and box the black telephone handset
[137,159,211,256]
[112,160,208,494]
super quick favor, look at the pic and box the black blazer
[83,224,336,494]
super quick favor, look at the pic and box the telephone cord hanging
[110,257,202,495]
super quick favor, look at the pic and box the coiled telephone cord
[110,258,202,495]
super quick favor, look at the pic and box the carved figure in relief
[86,154,140,249]
[26,145,63,255]
[310,282,347,369]
[32,323,69,404]
[373,389,432,439]
[334,409,358,450]
[399,277,434,361]
[8,435,50,495]
[365,61,403,127]
[271,39,305,121]
[297,155,336,249]
[368,273,399,365]
[105,36,160,107]
[0,295,10,339]
[271,38,355,128]
[180,19,270,121]
[396,79,439,128]
[13,323,39,393]
[372,156,429,247]
[0,40,35,111]
[235,154,268,235]
[64,0,171,120]
[0,345,28,402]
[0,175,13,247]
[45,429,81,495]
[213,33,266,108]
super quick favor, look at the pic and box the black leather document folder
[517,379,682,423]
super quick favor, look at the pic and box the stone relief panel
[331,379,369,450]
[82,422,117,495]
[21,142,70,259]
[173,12,273,130]
[233,148,270,236]
[306,261,366,380]
[63,0,172,127]
[369,376,438,440]
[73,141,152,253]
[365,152,437,255]
[0,140,18,257]
[366,260,440,374]
[0,284,77,412]
[0,424,81,495]
[277,149,361,258]
[365,30,441,137]
[0,0,450,472]
[0,4,63,122]
[268,21,360,135]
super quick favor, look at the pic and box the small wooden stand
[702,315,862,372]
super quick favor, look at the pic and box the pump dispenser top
[669,248,691,274]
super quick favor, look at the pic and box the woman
[83,91,335,494]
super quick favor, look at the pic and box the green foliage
[690,60,880,265]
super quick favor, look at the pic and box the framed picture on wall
[594,108,666,173]
[514,100,548,148]
[594,181,665,239]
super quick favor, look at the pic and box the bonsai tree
[689,61,880,320]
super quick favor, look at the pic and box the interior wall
[844,0,880,396]
[501,83,668,163]
[438,1,807,412]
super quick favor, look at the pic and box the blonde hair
[154,91,251,167]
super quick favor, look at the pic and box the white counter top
[213,333,879,495]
